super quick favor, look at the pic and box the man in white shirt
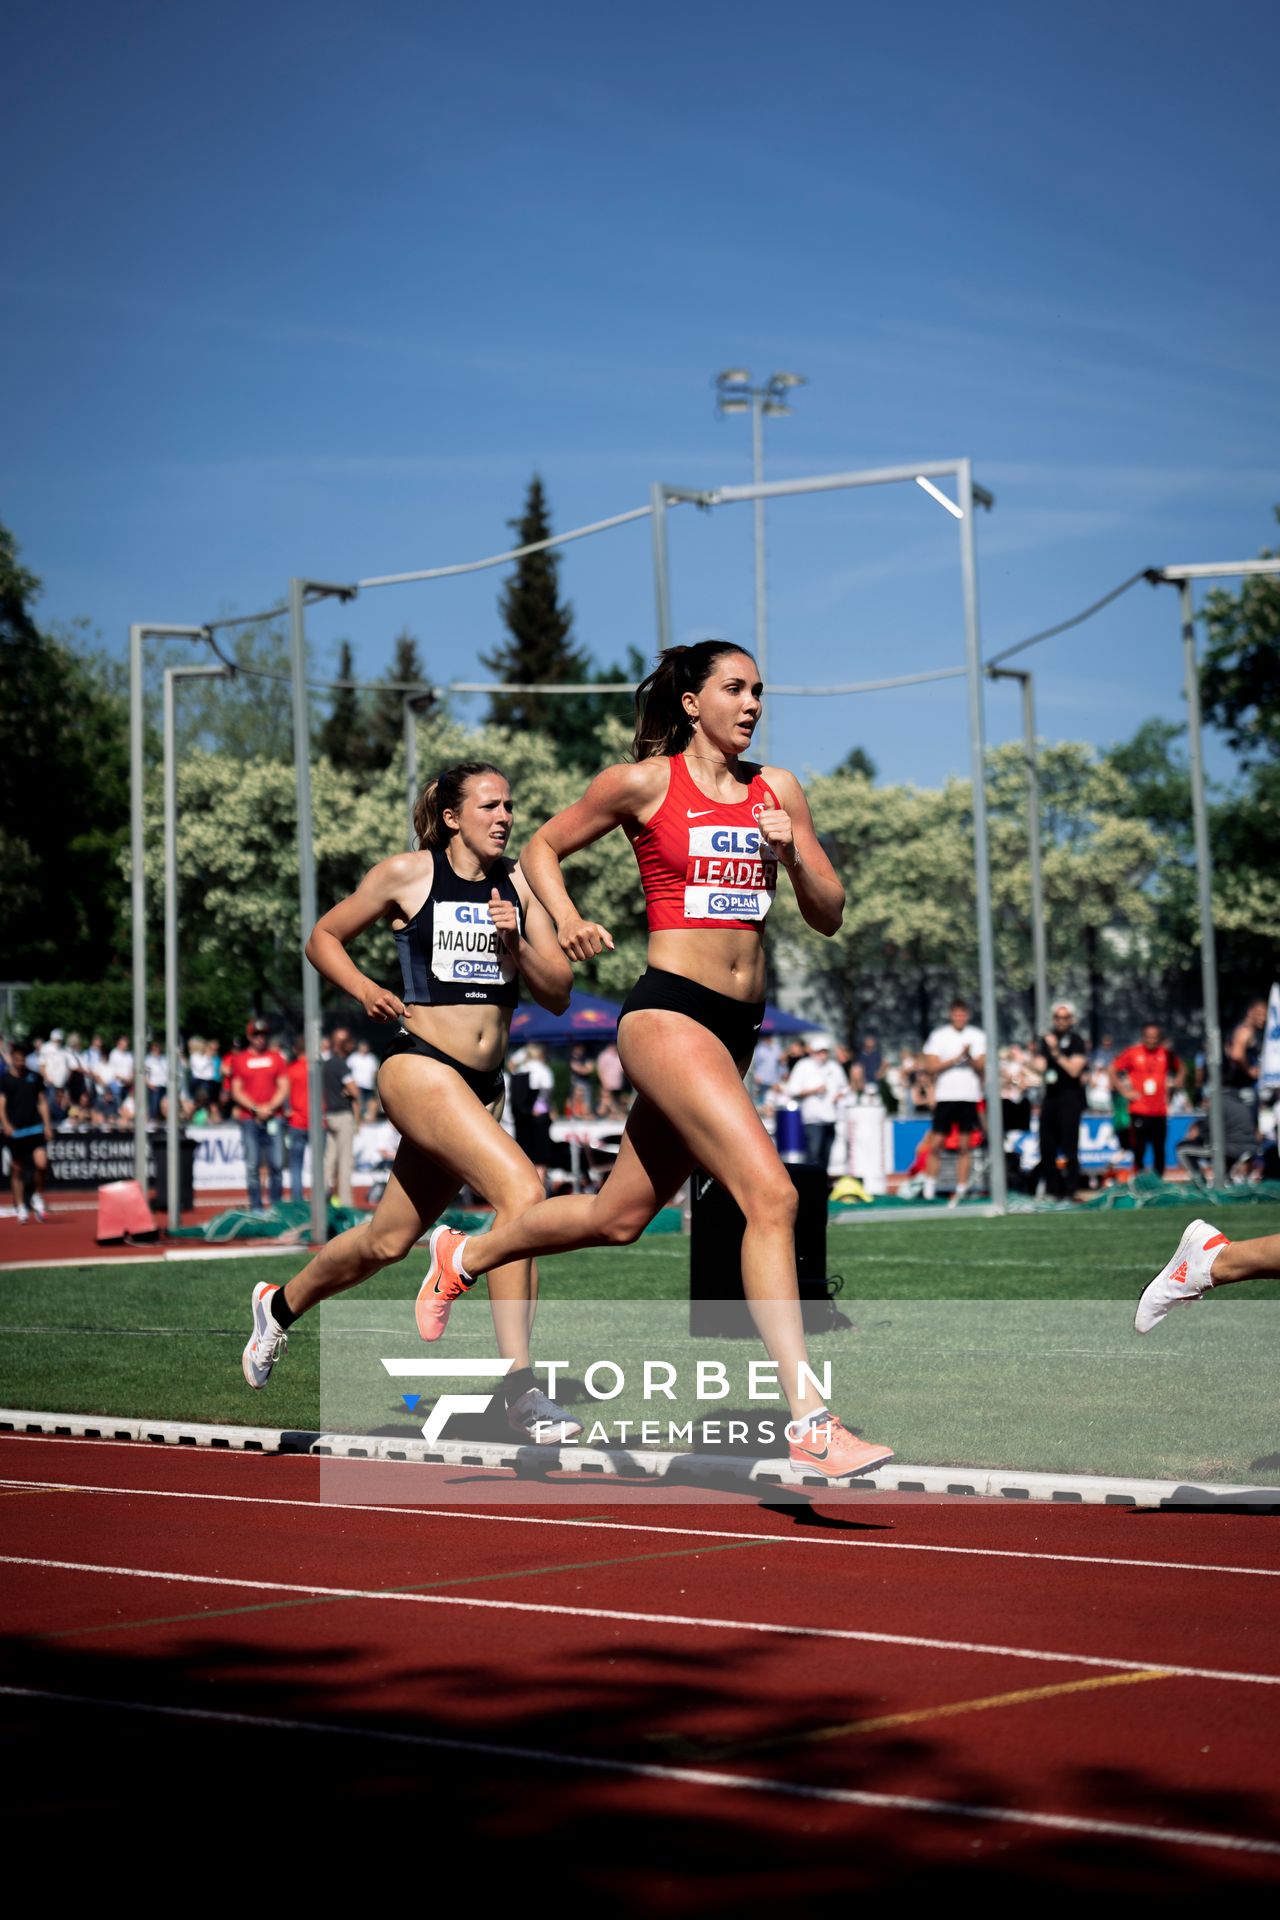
[784,1034,849,1175]
[105,1037,135,1115]
[38,1029,75,1114]
[348,1039,380,1121]
[921,998,987,1204]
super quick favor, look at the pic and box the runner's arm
[306,857,413,1021]
[505,871,573,1013]
[759,769,844,936]
[520,762,659,960]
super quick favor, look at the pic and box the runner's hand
[558,913,615,961]
[489,887,520,950]
[360,981,406,1022]
[756,806,794,859]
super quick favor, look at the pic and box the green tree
[1102,715,1278,1032]
[1200,511,1280,762]
[769,745,1162,1046]
[481,475,600,771]
[0,523,131,979]
[368,631,435,771]
[318,639,367,775]
[835,745,877,781]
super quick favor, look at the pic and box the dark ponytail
[631,642,751,760]
[413,761,506,849]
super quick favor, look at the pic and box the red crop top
[632,755,780,932]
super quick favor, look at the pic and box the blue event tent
[759,1004,811,1036]
[509,991,811,1046]
[508,991,623,1045]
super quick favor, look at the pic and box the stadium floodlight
[712,366,809,758]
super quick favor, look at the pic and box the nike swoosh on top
[687,809,714,818]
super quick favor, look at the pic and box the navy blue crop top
[392,849,522,1008]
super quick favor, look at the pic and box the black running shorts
[619,967,765,1063]
[378,1029,504,1106]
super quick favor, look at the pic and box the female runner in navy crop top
[420,647,893,1481]
[239,761,581,1444]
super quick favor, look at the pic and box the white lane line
[1,1683,1276,1857]
[2,1473,1277,1581]
[0,1244,305,1275]
[3,1554,1279,1688]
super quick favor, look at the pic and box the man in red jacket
[1110,1022,1184,1179]
[225,1018,289,1211]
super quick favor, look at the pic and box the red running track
[1,1431,1278,1905]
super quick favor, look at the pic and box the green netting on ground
[1080,1176,1280,1211]
[167,1201,316,1242]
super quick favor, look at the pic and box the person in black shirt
[1033,1001,1088,1199]
[0,1040,54,1222]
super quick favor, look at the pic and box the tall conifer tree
[481,476,600,768]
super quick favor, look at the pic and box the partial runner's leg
[1213,1233,1280,1285]
[455,1019,813,1410]
[377,1054,544,1365]
[460,1093,695,1273]
[618,1009,825,1420]
[284,1139,459,1316]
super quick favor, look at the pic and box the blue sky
[5,0,1277,787]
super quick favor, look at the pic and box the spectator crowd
[3,992,1275,1215]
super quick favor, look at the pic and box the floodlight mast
[1150,556,1280,1187]
[130,623,213,1190]
[988,665,1048,1040]
[714,369,808,760]
[289,579,358,1248]
[163,663,230,1228]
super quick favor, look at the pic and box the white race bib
[431,900,518,986]
[683,825,776,922]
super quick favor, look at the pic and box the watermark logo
[383,1357,511,1444]
[380,1355,832,1448]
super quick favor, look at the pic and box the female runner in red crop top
[420,644,893,1480]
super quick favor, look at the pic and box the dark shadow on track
[1,1626,1276,1905]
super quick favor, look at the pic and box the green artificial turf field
[2,1204,1278,1483]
